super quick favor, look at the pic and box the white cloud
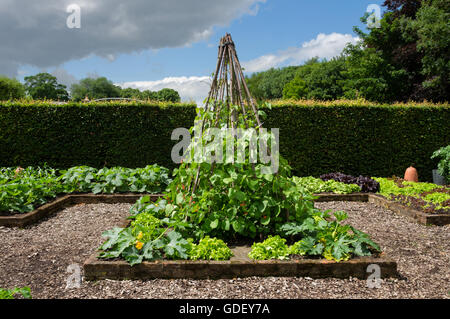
[117,33,360,105]
[118,76,212,105]
[0,0,265,77]
[242,33,360,73]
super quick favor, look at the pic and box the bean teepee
[203,33,263,129]
[186,33,276,194]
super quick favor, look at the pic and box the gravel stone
[0,201,448,299]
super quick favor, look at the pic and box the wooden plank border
[0,194,163,228]
[83,248,398,281]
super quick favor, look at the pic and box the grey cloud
[51,68,79,88]
[0,0,264,77]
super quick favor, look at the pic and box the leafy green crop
[424,192,450,206]
[249,211,380,262]
[59,165,171,194]
[292,176,361,194]
[248,235,290,260]
[0,164,171,214]
[0,165,57,185]
[189,236,233,261]
[131,211,163,242]
[0,176,66,213]
[280,210,379,261]
[0,287,32,299]
[99,225,191,266]
[374,177,449,213]
[375,177,445,197]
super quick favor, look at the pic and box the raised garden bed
[313,193,450,226]
[0,193,163,228]
[0,165,171,217]
[314,193,450,226]
[2,192,447,228]
[368,194,450,226]
[84,245,398,280]
[313,193,369,202]
[373,177,449,213]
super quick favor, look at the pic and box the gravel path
[0,201,449,299]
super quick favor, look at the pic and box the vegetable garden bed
[313,193,450,226]
[0,193,163,228]
[373,177,449,216]
[83,245,398,281]
[313,192,450,226]
[368,194,450,226]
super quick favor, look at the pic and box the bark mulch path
[0,201,448,299]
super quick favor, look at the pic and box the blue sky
[58,0,384,82]
[2,0,385,102]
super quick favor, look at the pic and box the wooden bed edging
[313,192,449,226]
[313,193,369,202]
[367,194,450,226]
[83,246,398,281]
[0,193,163,228]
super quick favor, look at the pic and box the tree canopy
[71,77,181,102]
[248,0,449,103]
[245,66,300,101]
[70,77,122,101]
[24,73,69,101]
[0,76,25,101]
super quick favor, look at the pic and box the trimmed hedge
[1,101,449,181]
[0,102,196,171]
[263,102,450,181]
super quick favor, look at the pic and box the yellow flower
[313,216,323,223]
[135,241,144,250]
[137,231,143,240]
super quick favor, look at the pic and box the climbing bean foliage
[99,105,381,263]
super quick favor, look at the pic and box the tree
[410,0,450,101]
[342,43,409,102]
[24,73,69,101]
[351,0,449,102]
[155,88,180,102]
[70,77,122,101]
[246,66,300,101]
[0,76,25,100]
[282,57,348,101]
[120,87,142,99]
[282,77,308,99]
[304,57,347,100]
[383,0,423,18]
[141,90,159,100]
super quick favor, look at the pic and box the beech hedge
[263,102,450,181]
[1,101,449,181]
[0,102,197,171]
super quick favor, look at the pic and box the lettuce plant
[0,287,32,299]
[189,236,233,261]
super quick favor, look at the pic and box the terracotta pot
[404,166,419,182]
